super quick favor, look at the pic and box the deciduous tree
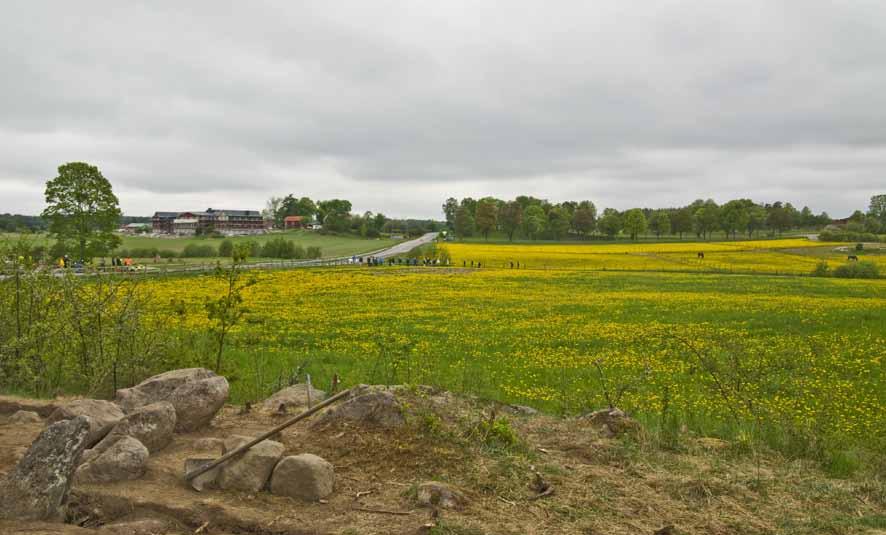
[42,162,122,262]
[475,198,499,240]
[623,208,648,240]
[499,201,523,241]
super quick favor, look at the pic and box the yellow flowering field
[442,238,879,275]
[142,264,886,445]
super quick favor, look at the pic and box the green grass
[1,230,399,259]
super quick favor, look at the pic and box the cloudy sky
[1,1,884,218]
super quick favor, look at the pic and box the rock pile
[185,437,334,501]
[0,368,232,523]
[115,368,229,432]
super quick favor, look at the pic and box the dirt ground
[1,392,883,535]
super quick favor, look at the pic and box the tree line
[264,195,442,238]
[441,195,885,241]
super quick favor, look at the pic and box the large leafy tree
[276,195,317,227]
[597,208,622,239]
[622,208,648,240]
[499,201,523,241]
[572,205,596,238]
[720,199,750,239]
[475,198,499,240]
[546,205,571,240]
[316,199,351,231]
[42,162,121,261]
[454,205,475,238]
[670,207,693,239]
[442,198,459,229]
[869,194,886,228]
[693,200,720,240]
[522,205,546,240]
[648,210,671,238]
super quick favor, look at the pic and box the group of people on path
[350,255,451,267]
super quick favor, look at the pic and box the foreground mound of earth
[0,389,883,535]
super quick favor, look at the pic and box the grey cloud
[1,0,885,218]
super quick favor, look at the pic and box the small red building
[284,215,304,229]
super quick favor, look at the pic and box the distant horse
[848,255,858,261]
[697,252,705,260]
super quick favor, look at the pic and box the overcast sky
[1,1,884,218]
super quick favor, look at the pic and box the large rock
[217,435,284,492]
[166,375,229,432]
[74,436,148,484]
[581,407,641,437]
[94,401,176,454]
[47,399,125,447]
[270,454,334,501]
[262,383,327,413]
[416,481,468,510]
[0,416,90,521]
[9,410,42,423]
[115,368,228,432]
[312,385,404,428]
[115,368,216,413]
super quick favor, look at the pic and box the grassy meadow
[128,237,886,473]
[1,230,400,264]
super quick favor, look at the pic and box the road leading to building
[371,232,438,259]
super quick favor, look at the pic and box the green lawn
[1,230,400,260]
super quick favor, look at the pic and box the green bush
[158,249,178,259]
[181,243,218,258]
[306,246,322,259]
[218,239,234,258]
[261,237,295,259]
[811,261,830,277]
[819,230,884,243]
[833,261,880,279]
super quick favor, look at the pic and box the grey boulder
[94,401,176,454]
[74,436,148,484]
[217,435,284,492]
[262,383,327,413]
[166,375,229,432]
[270,453,334,501]
[47,399,125,447]
[115,368,217,413]
[9,410,42,424]
[0,416,90,521]
[581,407,641,437]
[312,385,404,428]
[416,481,468,510]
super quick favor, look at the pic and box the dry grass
[1,389,884,535]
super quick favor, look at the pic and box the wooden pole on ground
[184,388,351,483]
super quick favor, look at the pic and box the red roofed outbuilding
[284,215,304,229]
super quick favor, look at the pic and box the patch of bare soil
[2,391,884,535]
